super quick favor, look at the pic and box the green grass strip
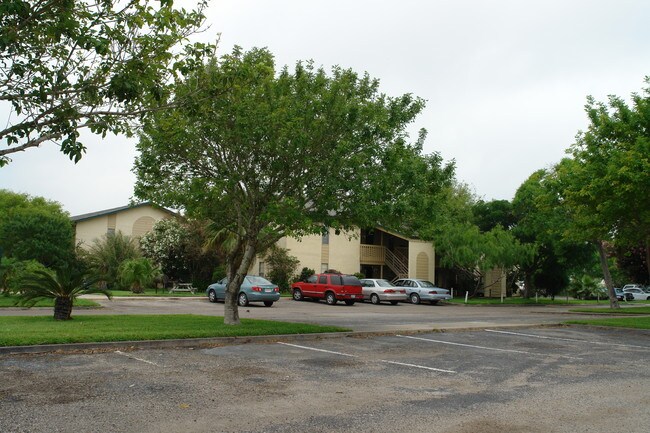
[566,316,650,330]
[0,314,350,346]
[0,295,99,308]
[569,306,650,315]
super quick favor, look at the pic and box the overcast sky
[1,0,649,216]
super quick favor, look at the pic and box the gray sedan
[359,279,408,305]
[393,278,452,305]
[206,276,281,307]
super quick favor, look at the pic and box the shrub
[80,231,140,289]
[118,258,160,294]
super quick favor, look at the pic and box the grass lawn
[0,314,350,346]
[447,297,625,305]
[0,295,99,308]
[566,316,650,330]
[569,306,650,315]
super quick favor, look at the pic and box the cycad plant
[18,267,112,320]
[118,258,159,293]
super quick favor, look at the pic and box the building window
[258,261,265,277]
[106,228,115,236]
[322,230,329,245]
[321,263,329,273]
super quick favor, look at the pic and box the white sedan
[623,288,650,301]
[359,279,408,305]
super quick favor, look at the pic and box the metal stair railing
[384,247,408,279]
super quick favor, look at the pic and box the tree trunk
[54,297,73,320]
[596,240,619,309]
[224,238,258,325]
[131,282,144,294]
[646,237,650,282]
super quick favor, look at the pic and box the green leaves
[1,0,213,163]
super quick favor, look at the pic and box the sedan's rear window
[376,279,395,287]
[246,276,273,285]
[342,276,361,286]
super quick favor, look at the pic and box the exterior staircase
[384,248,408,279]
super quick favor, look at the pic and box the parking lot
[2,325,649,432]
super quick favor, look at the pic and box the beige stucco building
[252,227,436,282]
[71,203,175,248]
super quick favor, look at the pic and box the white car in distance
[359,279,408,305]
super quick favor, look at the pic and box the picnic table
[169,283,197,294]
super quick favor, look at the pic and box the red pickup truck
[291,273,363,305]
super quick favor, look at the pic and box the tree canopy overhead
[0,0,212,165]
[134,47,454,324]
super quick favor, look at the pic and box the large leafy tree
[512,169,594,298]
[0,189,75,268]
[0,0,211,165]
[134,47,453,324]
[555,79,650,307]
[422,183,532,295]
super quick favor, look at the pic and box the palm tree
[118,258,159,293]
[80,231,140,289]
[18,267,112,320]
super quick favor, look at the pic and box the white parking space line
[115,350,162,366]
[397,335,583,360]
[277,342,358,358]
[277,342,455,373]
[379,360,456,373]
[485,329,650,350]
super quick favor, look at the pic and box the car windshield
[418,280,436,288]
[375,279,395,287]
[246,276,272,285]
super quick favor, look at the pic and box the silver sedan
[393,278,452,305]
[359,279,408,305]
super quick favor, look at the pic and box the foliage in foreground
[0,315,349,346]
[0,0,212,165]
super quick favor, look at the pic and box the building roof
[70,202,176,222]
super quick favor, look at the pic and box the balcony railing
[360,244,385,264]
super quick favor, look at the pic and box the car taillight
[252,286,262,292]
[274,287,279,292]
[399,290,405,294]
[384,289,395,293]
[429,290,438,294]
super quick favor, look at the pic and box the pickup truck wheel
[325,292,337,305]
[370,294,381,305]
[208,289,218,303]
[292,289,304,301]
[344,300,355,306]
[263,301,274,307]
[410,293,421,304]
[238,292,249,306]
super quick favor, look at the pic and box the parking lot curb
[0,323,564,356]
